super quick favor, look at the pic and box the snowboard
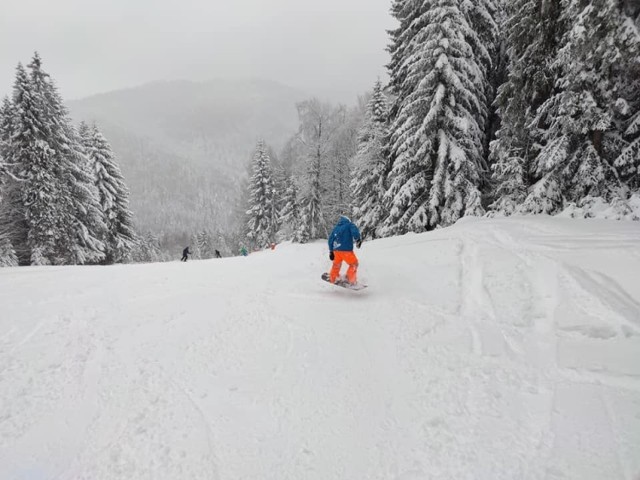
[321,273,368,291]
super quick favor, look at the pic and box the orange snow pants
[330,251,359,284]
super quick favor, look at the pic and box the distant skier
[327,215,362,285]
[240,246,248,257]
[215,249,222,259]
[181,246,191,262]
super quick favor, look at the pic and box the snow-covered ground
[1,217,639,480]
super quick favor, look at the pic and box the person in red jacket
[328,216,362,285]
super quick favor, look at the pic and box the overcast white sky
[0,0,394,101]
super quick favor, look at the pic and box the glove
[329,251,335,261]
[356,239,362,249]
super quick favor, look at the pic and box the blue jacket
[328,216,361,252]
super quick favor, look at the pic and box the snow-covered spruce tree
[0,97,18,267]
[278,175,302,241]
[268,149,285,239]
[351,80,389,239]
[269,182,280,244]
[272,162,288,212]
[297,182,321,243]
[613,4,640,192]
[296,99,345,241]
[461,0,502,164]
[189,232,201,260]
[294,215,311,244]
[0,96,15,205]
[2,54,107,265]
[0,237,18,267]
[246,141,277,248]
[522,0,640,213]
[489,0,565,214]
[0,99,18,268]
[230,166,251,253]
[324,103,362,223]
[1,61,59,265]
[0,96,15,173]
[0,98,8,224]
[616,108,640,192]
[383,0,493,233]
[63,128,107,265]
[215,232,231,257]
[37,58,108,265]
[81,122,137,263]
[197,230,212,259]
[132,231,161,263]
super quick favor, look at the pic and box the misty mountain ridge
[67,78,307,248]
[69,77,306,172]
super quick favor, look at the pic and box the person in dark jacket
[328,216,362,284]
[181,246,190,262]
[215,249,222,259]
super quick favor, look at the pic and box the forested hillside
[67,79,306,251]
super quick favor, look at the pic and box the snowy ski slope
[1,217,639,479]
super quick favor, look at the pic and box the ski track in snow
[0,217,639,479]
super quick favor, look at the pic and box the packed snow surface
[1,217,639,480]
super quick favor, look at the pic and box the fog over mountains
[68,78,306,248]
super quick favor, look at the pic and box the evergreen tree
[616,108,640,191]
[0,96,17,240]
[613,4,640,192]
[272,161,288,215]
[489,0,565,214]
[133,231,161,263]
[230,166,251,254]
[246,141,277,248]
[325,104,361,222]
[0,55,108,265]
[297,100,326,242]
[29,54,107,265]
[298,182,322,243]
[215,232,230,257]
[268,175,280,244]
[278,175,302,241]
[296,99,344,240]
[197,230,211,258]
[351,80,389,239]
[81,122,137,263]
[3,62,58,264]
[522,0,639,213]
[294,215,311,244]
[190,232,201,260]
[0,96,15,177]
[462,0,502,166]
[384,0,494,233]
[0,237,18,267]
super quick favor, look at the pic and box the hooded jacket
[328,216,361,252]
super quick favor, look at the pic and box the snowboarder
[327,215,362,285]
[215,249,222,259]
[181,246,191,262]
[240,246,248,257]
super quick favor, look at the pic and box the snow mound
[1,217,639,479]
[559,194,640,221]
